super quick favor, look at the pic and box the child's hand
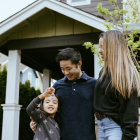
[39,87,55,99]
[43,87,55,97]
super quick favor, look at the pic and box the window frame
[67,0,91,6]
[28,72,32,83]
[35,78,39,86]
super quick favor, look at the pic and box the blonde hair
[100,30,140,98]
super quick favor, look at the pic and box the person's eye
[46,101,49,103]
[53,102,57,104]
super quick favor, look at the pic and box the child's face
[43,96,58,118]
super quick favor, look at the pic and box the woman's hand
[39,87,55,99]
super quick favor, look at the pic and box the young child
[26,87,60,140]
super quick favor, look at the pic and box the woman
[94,30,140,140]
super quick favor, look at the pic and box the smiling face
[60,59,82,81]
[43,96,58,118]
[98,38,104,61]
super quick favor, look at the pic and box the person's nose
[48,102,53,106]
[98,48,102,54]
[64,70,69,75]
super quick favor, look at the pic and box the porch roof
[0,33,99,79]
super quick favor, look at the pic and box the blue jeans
[96,117,122,140]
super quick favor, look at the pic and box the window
[36,78,39,86]
[28,72,32,83]
[67,0,90,6]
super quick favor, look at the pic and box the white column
[43,68,51,92]
[1,50,22,140]
[94,44,101,79]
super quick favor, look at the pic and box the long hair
[99,30,140,98]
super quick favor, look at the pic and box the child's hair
[38,95,61,124]
[54,94,61,125]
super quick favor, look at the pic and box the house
[0,52,43,92]
[20,64,43,92]
[0,0,139,140]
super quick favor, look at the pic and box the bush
[0,68,41,140]
[19,81,41,140]
[0,67,7,137]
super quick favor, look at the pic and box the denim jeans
[96,117,122,140]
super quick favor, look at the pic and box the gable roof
[0,53,8,64]
[0,0,114,35]
[20,64,29,72]
[21,66,41,79]
[0,0,106,24]
[0,53,41,79]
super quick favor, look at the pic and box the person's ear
[78,61,82,69]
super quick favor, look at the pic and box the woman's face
[98,38,104,61]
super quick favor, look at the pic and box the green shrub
[0,67,7,137]
[0,68,41,140]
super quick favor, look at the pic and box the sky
[0,0,36,22]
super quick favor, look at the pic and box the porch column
[43,68,51,91]
[94,44,101,79]
[1,50,22,140]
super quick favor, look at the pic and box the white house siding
[126,0,140,20]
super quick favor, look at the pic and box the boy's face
[43,96,58,118]
[60,60,82,81]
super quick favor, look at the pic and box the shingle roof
[20,64,28,72]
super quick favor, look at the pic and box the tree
[0,68,41,140]
[0,67,7,136]
[83,0,140,73]
[19,81,41,140]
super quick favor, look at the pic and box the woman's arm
[118,91,139,140]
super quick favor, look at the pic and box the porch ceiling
[0,33,100,80]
